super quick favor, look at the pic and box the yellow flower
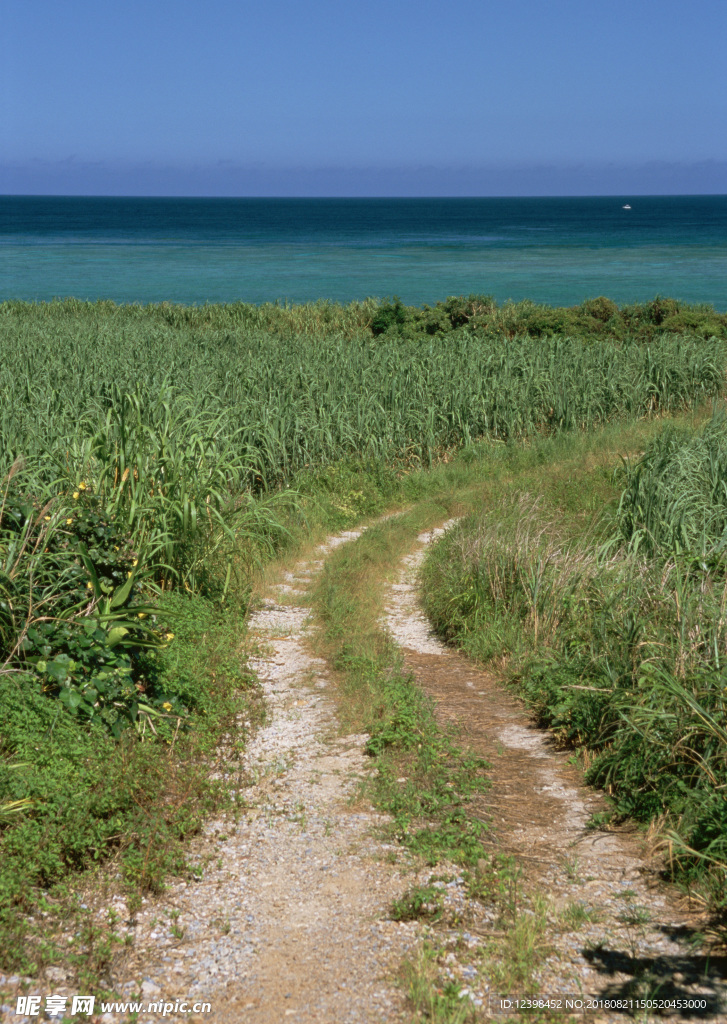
[66,518,73,525]
[73,491,80,500]
[78,482,87,490]
[86,582,93,590]
[162,702,172,711]
[127,571,133,578]
[165,633,174,641]
[43,515,51,521]
[137,612,147,619]
[132,558,138,567]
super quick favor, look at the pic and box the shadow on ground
[582,934,727,1018]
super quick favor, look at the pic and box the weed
[209,914,231,935]
[289,801,307,829]
[465,855,521,914]
[487,893,551,994]
[391,885,446,923]
[558,901,600,930]
[561,854,583,883]
[401,940,477,1023]
[616,890,652,934]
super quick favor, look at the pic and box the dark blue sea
[1,195,726,308]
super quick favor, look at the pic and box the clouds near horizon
[3,0,726,195]
[2,159,726,198]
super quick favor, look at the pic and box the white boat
[622,204,632,209]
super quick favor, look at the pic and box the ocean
[1,195,726,308]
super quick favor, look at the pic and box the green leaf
[107,626,130,648]
[45,660,70,682]
[58,687,82,709]
[109,573,135,609]
[76,541,101,598]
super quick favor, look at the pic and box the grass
[2,298,724,501]
[402,940,478,1024]
[0,416,714,991]
[391,884,447,924]
[1,293,725,991]
[312,505,493,867]
[557,901,601,931]
[421,409,727,919]
[2,301,721,736]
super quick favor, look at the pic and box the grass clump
[615,415,727,557]
[401,941,477,1024]
[391,884,446,923]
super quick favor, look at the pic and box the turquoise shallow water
[2,195,726,308]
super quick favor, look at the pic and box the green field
[1,294,726,974]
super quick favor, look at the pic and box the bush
[370,297,413,336]
[580,296,620,323]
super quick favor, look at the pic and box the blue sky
[2,0,726,195]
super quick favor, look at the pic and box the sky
[2,0,726,196]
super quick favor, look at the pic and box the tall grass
[2,300,725,490]
[0,298,724,725]
[421,416,727,913]
[615,416,727,558]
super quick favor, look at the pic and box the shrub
[370,297,413,336]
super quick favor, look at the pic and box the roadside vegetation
[0,294,725,984]
[422,413,727,920]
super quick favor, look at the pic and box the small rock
[141,979,161,997]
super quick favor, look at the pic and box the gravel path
[99,528,426,1024]
[5,518,726,1024]
[384,524,727,1022]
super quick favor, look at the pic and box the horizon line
[4,192,727,200]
